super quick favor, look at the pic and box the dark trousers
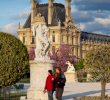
[48,91,53,100]
[56,88,64,100]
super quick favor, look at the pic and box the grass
[19,78,30,83]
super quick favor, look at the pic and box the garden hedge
[0,32,29,87]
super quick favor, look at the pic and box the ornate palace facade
[17,0,110,59]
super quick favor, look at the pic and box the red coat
[45,75,55,91]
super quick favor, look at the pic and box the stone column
[48,0,54,24]
[65,0,72,21]
[26,60,54,100]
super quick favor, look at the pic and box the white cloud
[12,7,31,20]
[92,31,104,34]
[13,10,30,20]
[79,23,86,30]
[95,17,110,26]
[72,7,110,34]
[0,23,18,36]
[15,11,30,19]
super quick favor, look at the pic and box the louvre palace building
[17,0,110,59]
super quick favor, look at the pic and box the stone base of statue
[65,72,77,83]
[26,59,54,100]
[27,89,48,100]
[87,73,92,82]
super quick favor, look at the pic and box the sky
[0,0,110,36]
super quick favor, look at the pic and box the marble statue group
[32,23,50,60]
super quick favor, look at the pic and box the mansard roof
[81,31,110,43]
[23,14,31,28]
[23,3,65,28]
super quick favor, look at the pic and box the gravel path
[62,82,110,100]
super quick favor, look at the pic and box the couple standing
[43,68,66,100]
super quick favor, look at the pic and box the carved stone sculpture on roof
[33,13,45,23]
[64,16,74,27]
[64,19,75,35]
[58,20,61,26]
[76,24,81,32]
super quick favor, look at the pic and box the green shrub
[0,32,29,87]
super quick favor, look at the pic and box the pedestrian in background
[55,67,66,100]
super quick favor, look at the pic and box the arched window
[23,33,25,35]
[31,36,35,44]
[23,33,26,44]
[52,31,55,42]
[35,30,36,36]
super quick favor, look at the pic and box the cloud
[73,0,110,11]
[72,10,110,24]
[80,23,86,30]
[0,23,18,36]
[75,23,86,30]
[79,18,110,35]
[95,17,110,26]
[72,9,110,34]
[71,0,110,35]
[11,7,31,20]
[12,10,30,20]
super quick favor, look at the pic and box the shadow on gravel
[62,89,110,100]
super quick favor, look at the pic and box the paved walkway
[62,82,110,100]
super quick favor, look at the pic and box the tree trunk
[101,80,106,100]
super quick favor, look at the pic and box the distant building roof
[23,3,65,28]
[81,31,110,42]
[23,3,110,40]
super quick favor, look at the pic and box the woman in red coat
[43,70,55,100]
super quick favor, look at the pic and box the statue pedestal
[26,60,54,100]
[87,74,92,82]
[65,72,77,83]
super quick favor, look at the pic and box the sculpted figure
[32,23,50,60]
[66,61,75,73]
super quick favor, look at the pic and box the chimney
[48,0,54,25]
[31,0,37,23]
[65,0,72,21]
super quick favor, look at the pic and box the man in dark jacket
[43,70,55,100]
[55,68,66,100]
